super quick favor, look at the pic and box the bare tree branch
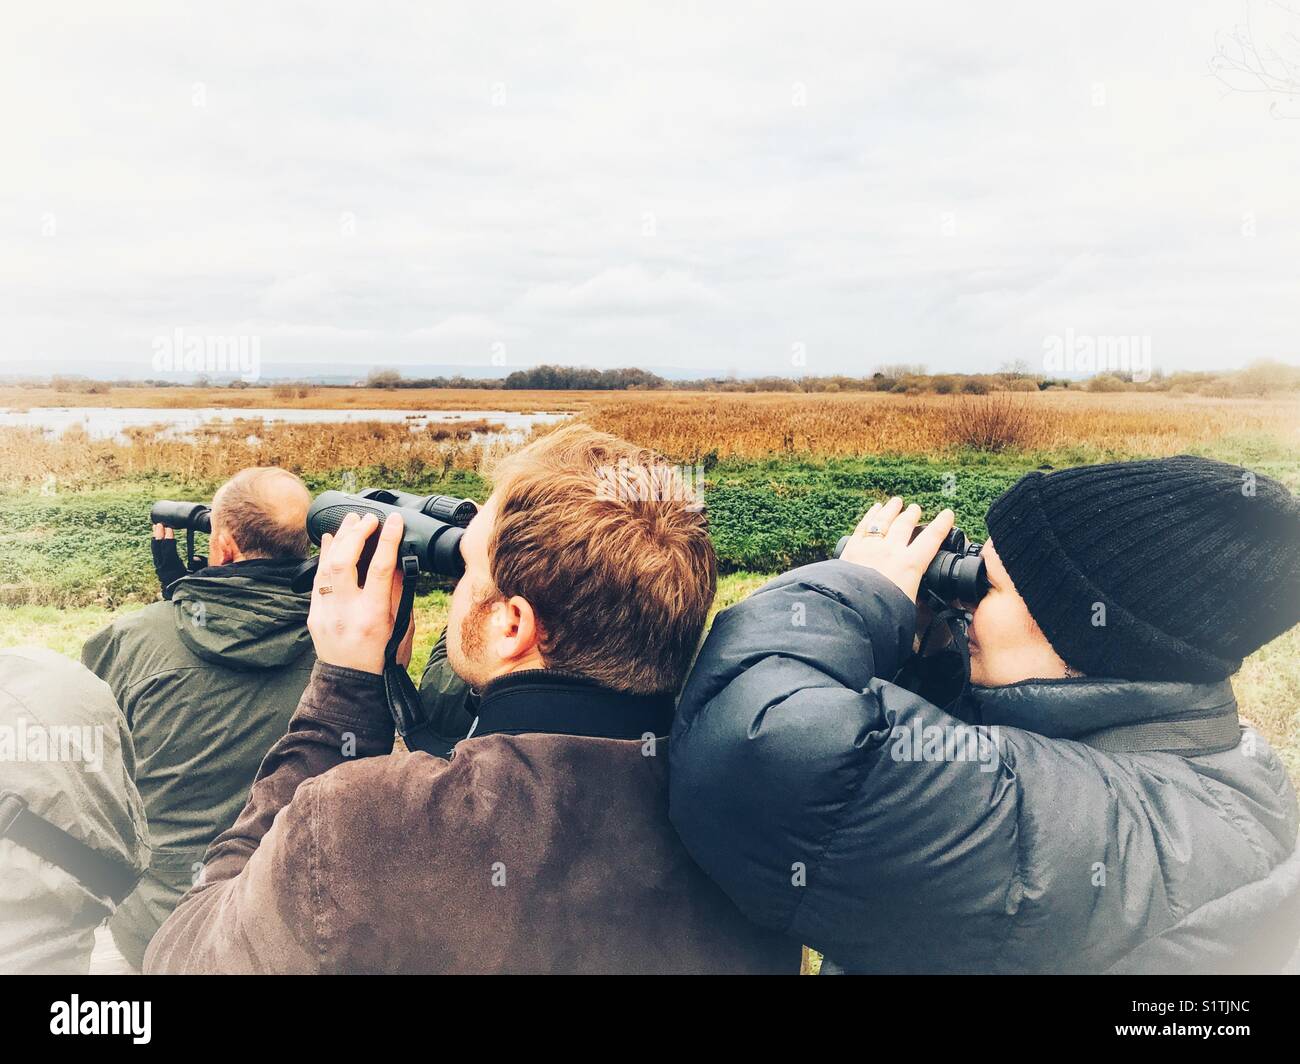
[1210,0,1300,117]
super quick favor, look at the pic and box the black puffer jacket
[669,561,1300,973]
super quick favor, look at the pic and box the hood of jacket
[170,558,312,670]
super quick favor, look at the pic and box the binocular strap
[0,791,140,904]
[923,589,974,680]
[383,552,448,756]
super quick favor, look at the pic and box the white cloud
[262,273,335,314]
[0,0,1297,376]
[410,315,518,341]
[518,265,727,316]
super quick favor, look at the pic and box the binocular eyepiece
[833,523,989,604]
[290,489,479,593]
[357,489,478,527]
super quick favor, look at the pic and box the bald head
[211,467,311,561]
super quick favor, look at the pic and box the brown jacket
[144,662,797,974]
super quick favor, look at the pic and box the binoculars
[150,501,212,534]
[290,489,479,593]
[833,523,989,604]
[151,500,213,571]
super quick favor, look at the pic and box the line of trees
[359,361,1300,398]
[15,360,1299,399]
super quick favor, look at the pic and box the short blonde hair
[212,467,311,559]
[486,424,716,693]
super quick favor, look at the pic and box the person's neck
[486,651,549,684]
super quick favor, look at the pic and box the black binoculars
[150,500,211,534]
[833,523,989,604]
[151,500,212,571]
[290,489,479,593]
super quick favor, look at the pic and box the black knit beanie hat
[984,455,1300,683]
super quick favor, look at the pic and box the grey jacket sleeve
[668,560,1021,969]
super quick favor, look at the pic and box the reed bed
[2,391,1296,489]
[0,418,505,489]
[581,391,1300,461]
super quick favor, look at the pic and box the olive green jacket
[415,629,478,752]
[82,558,314,968]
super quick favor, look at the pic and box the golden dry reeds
[2,390,1296,488]
[579,391,1300,461]
[0,419,502,489]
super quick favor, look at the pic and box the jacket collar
[170,557,313,668]
[185,556,306,586]
[470,669,675,742]
[951,675,1238,740]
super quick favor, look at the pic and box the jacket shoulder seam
[988,745,1029,971]
[785,714,881,937]
[122,664,215,693]
[307,779,328,974]
[793,577,856,611]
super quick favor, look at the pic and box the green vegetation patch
[705,454,1035,572]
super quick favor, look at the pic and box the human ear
[497,595,541,663]
[210,528,239,566]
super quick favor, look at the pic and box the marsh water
[0,407,570,442]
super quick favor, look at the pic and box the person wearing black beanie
[983,455,1300,684]
[669,454,1300,974]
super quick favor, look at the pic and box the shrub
[941,394,1041,452]
[1086,374,1128,393]
[1236,360,1300,397]
[366,369,403,389]
[1000,378,1040,392]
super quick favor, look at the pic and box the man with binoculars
[81,466,315,970]
[668,456,1300,973]
[144,426,797,974]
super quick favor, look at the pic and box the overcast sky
[2,1,1297,379]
